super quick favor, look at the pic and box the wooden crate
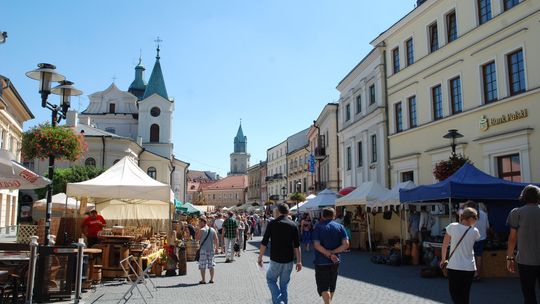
[482,250,518,278]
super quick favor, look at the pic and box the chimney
[66,111,78,127]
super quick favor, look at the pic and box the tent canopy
[298,189,337,212]
[66,157,175,231]
[335,181,390,207]
[399,163,537,203]
[32,193,94,219]
[178,202,201,216]
[372,181,416,208]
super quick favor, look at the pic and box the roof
[287,127,309,153]
[143,48,169,100]
[76,123,127,139]
[235,123,246,143]
[203,175,247,190]
[188,170,218,182]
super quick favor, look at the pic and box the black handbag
[195,228,212,262]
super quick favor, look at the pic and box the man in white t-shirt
[213,213,225,254]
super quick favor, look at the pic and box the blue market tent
[400,163,536,203]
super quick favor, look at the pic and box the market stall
[298,189,336,213]
[399,163,535,277]
[32,193,95,220]
[336,181,390,251]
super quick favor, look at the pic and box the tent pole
[399,206,403,260]
[367,206,372,252]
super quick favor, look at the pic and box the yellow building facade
[372,0,540,186]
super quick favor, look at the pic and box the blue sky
[1,1,414,176]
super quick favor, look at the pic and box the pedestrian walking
[258,203,302,304]
[440,207,480,304]
[312,207,349,304]
[236,215,245,257]
[506,185,540,304]
[195,216,219,284]
[222,211,238,263]
[463,201,490,280]
[300,213,313,251]
[213,213,225,254]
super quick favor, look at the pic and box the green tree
[289,192,306,204]
[35,166,105,199]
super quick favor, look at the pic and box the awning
[0,150,50,190]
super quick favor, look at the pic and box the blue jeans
[266,260,294,304]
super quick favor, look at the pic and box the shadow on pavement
[157,282,200,288]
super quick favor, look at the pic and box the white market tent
[371,181,416,208]
[66,156,174,231]
[32,192,94,219]
[298,189,337,212]
[335,181,391,250]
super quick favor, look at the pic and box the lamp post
[0,31,7,44]
[26,64,82,246]
[443,129,464,155]
[281,186,287,204]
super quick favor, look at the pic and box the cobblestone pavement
[82,237,525,304]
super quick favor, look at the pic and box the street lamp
[26,63,82,246]
[281,186,287,203]
[443,129,464,155]
[296,181,302,193]
[0,31,7,44]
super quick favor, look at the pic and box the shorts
[198,250,216,269]
[315,264,339,296]
[473,240,486,257]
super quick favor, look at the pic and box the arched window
[147,167,157,179]
[150,124,159,142]
[85,157,96,167]
[105,127,116,134]
[109,103,116,113]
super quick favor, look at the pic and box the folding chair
[117,255,158,304]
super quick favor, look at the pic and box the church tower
[128,56,147,100]
[229,122,250,176]
[137,42,174,159]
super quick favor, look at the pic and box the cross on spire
[112,75,117,83]
[154,36,163,59]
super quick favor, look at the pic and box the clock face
[151,107,161,117]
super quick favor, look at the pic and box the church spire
[128,51,147,100]
[143,37,169,100]
[234,121,247,153]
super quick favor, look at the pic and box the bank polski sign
[479,109,528,132]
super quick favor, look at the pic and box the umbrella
[33,193,94,219]
[0,150,50,190]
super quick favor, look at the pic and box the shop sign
[479,109,528,131]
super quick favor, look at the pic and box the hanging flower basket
[22,123,87,162]
[433,154,472,181]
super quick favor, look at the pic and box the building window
[150,124,160,142]
[109,103,116,113]
[401,171,414,182]
[371,135,377,163]
[395,102,403,133]
[482,61,498,103]
[369,85,376,105]
[355,95,362,114]
[85,157,96,167]
[504,0,520,11]
[446,11,457,43]
[105,127,116,134]
[357,141,363,167]
[497,154,520,182]
[478,0,492,25]
[346,147,352,171]
[450,77,463,114]
[408,96,417,128]
[406,38,414,66]
[147,167,157,179]
[345,104,351,121]
[432,85,443,120]
[429,22,439,53]
[507,49,526,96]
[392,47,400,74]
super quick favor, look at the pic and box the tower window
[147,167,157,179]
[151,107,161,117]
[109,103,116,113]
[150,124,160,142]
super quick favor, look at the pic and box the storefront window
[497,154,521,182]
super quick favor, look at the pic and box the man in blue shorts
[312,207,349,304]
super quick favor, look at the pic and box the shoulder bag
[441,226,472,277]
[195,228,212,262]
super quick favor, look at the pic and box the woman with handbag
[195,216,219,284]
[440,207,481,304]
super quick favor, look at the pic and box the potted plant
[433,154,472,181]
[22,123,87,162]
